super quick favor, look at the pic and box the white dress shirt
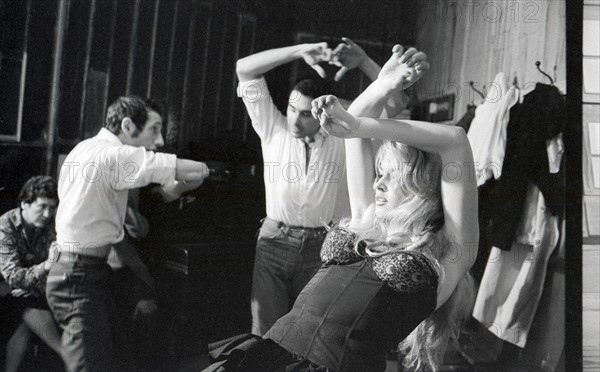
[238,77,349,227]
[467,72,520,186]
[55,128,176,257]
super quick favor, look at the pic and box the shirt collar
[9,208,40,234]
[301,129,328,147]
[317,127,329,139]
[97,128,124,145]
[9,208,24,229]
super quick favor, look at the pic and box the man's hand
[300,42,332,79]
[11,288,32,298]
[378,45,430,92]
[154,179,203,203]
[330,37,369,81]
[312,95,361,138]
[133,299,158,320]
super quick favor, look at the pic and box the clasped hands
[311,43,430,138]
[303,38,429,84]
[302,39,364,81]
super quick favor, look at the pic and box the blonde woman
[203,45,477,372]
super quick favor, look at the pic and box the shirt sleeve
[0,218,47,295]
[109,146,177,191]
[237,77,287,142]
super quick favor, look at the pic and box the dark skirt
[202,334,331,372]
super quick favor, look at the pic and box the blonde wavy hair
[349,141,476,371]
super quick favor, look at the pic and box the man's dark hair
[104,95,162,135]
[290,76,333,100]
[19,176,57,205]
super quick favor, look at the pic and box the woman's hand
[330,37,368,81]
[378,45,430,92]
[300,42,332,79]
[312,95,361,138]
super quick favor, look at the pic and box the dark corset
[265,226,439,372]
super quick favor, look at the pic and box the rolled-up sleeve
[237,77,286,142]
[110,146,177,190]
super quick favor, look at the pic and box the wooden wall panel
[107,0,134,105]
[166,0,192,150]
[0,0,29,142]
[129,0,156,96]
[234,13,256,144]
[148,0,176,109]
[181,2,212,146]
[57,0,92,141]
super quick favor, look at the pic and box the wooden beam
[45,0,69,176]
[102,0,119,126]
[194,1,212,142]
[146,0,160,97]
[180,0,199,145]
[126,0,141,95]
[78,0,97,141]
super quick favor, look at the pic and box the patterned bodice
[320,225,439,294]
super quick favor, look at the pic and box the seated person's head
[286,78,331,139]
[373,141,444,242]
[19,176,58,228]
[105,96,164,151]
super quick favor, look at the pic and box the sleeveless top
[265,226,439,372]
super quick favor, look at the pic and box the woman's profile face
[373,169,406,218]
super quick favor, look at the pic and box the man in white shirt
[236,39,422,335]
[45,96,209,372]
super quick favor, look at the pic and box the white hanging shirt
[467,72,520,186]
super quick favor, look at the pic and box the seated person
[0,176,63,372]
[201,44,477,372]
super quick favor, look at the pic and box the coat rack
[535,61,554,85]
[469,81,485,99]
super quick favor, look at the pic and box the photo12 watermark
[419,1,541,25]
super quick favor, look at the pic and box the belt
[51,242,110,265]
[265,217,330,239]
[56,252,108,265]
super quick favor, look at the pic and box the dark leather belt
[265,217,330,239]
[52,242,110,265]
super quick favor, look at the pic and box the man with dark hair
[236,41,392,335]
[1,175,62,371]
[45,95,209,372]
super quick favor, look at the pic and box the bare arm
[314,97,478,307]
[236,42,330,82]
[175,159,209,183]
[341,45,430,224]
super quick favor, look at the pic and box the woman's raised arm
[313,95,478,306]
[340,45,430,226]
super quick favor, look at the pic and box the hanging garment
[473,183,560,348]
[467,72,520,186]
[489,83,565,250]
